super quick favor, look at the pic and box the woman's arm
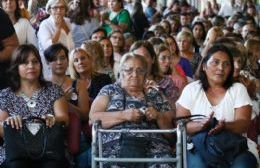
[0,110,9,137]
[225,105,252,134]
[89,95,142,128]
[53,97,69,125]
[176,104,213,135]
[68,80,89,120]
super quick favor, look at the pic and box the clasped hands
[198,112,225,135]
[5,114,56,130]
[123,107,159,122]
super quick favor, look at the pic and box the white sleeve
[176,83,194,110]
[37,20,53,50]
[232,83,252,108]
[25,20,38,48]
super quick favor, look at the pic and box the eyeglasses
[51,5,66,11]
[123,67,146,76]
[207,59,231,68]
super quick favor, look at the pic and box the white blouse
[177,80,259,164]
[37,16,74,78]
[14,18,38,47]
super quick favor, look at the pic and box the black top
[0,9,16,89]
[88,73,112,101]
[0,8,15,49]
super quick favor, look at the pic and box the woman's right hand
[54,15,64,29]
[123,108,143,122]
[5,115,22,130]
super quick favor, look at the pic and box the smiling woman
[176,44,258,168]
[0,44,69,167]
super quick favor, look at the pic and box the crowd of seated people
[0,0,259,167]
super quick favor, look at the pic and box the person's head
[204,26,224,46]
[192,22,206,41]
[130,40,161,80]
[46,0,68,16]
[109,30,125,53]
[1,0,21,21]
[69,48,92,79]
[199,44,234,91]
[241,23,256,40]
[211,15,225,28]
[124,33,136,52]
[44,43,69,76]
[8,44,46,91]
[81,40,105,72]
[107,0,123,12]
[176,30,193,52]
[160,20,171,35]
[180,12,191,27]
[68,0,90,25]
[161,35,179,57]
[118,53,148,89]
[246,5,256,16]
[167,15,181,34]
[155,44,172,75]
[99,37,114,67]
[91,27,107,41]
[202,19,212,33]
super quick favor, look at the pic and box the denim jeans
[187,150,257,168]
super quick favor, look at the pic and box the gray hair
[118,52,148,77]
[46,0,68,13]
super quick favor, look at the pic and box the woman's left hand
[42,114,56,128]
[145,107,159,121]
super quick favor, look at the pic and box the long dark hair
[68,0,91,25]
[199,44,234,91]
[8,44,47,91]
[1,0,21,21]
[99,37,114,68]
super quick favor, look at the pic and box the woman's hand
[5,115,22,130]
[208,119,225,135]
[145,107,159,121]
[123,108,142,122]
[42,114,56,128]
[198,112,214,131]
[54,15,63,29]
[144,80,159,93]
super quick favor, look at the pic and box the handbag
[67,111,81,155]
[119,134,150,167]
[4,117,66,162]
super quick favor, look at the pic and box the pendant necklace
[20,90,40,109]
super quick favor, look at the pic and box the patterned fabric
[0,82,63,164]
[157,76,180,105]
[97,83,174,168]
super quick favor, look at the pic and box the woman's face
[132,46,153,75]
[50,0,66,18]
[110,32,124,49]
[100,39,113,58]
[193,24,204,40]
[49,50,68,75]
[233,56,241,78]
[120,58,146,89]
[73,51,91,74]
[177,37,191,52]
[203,51,232,86]
[108,0,121,11]
[2,0,17,14]
[18,52,41,82]
[166,37,177,55]
[158,50,172,74]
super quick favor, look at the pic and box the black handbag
[119,134,150,167]
[3,117,66,162]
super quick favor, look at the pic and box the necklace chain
[19,89,40,109]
